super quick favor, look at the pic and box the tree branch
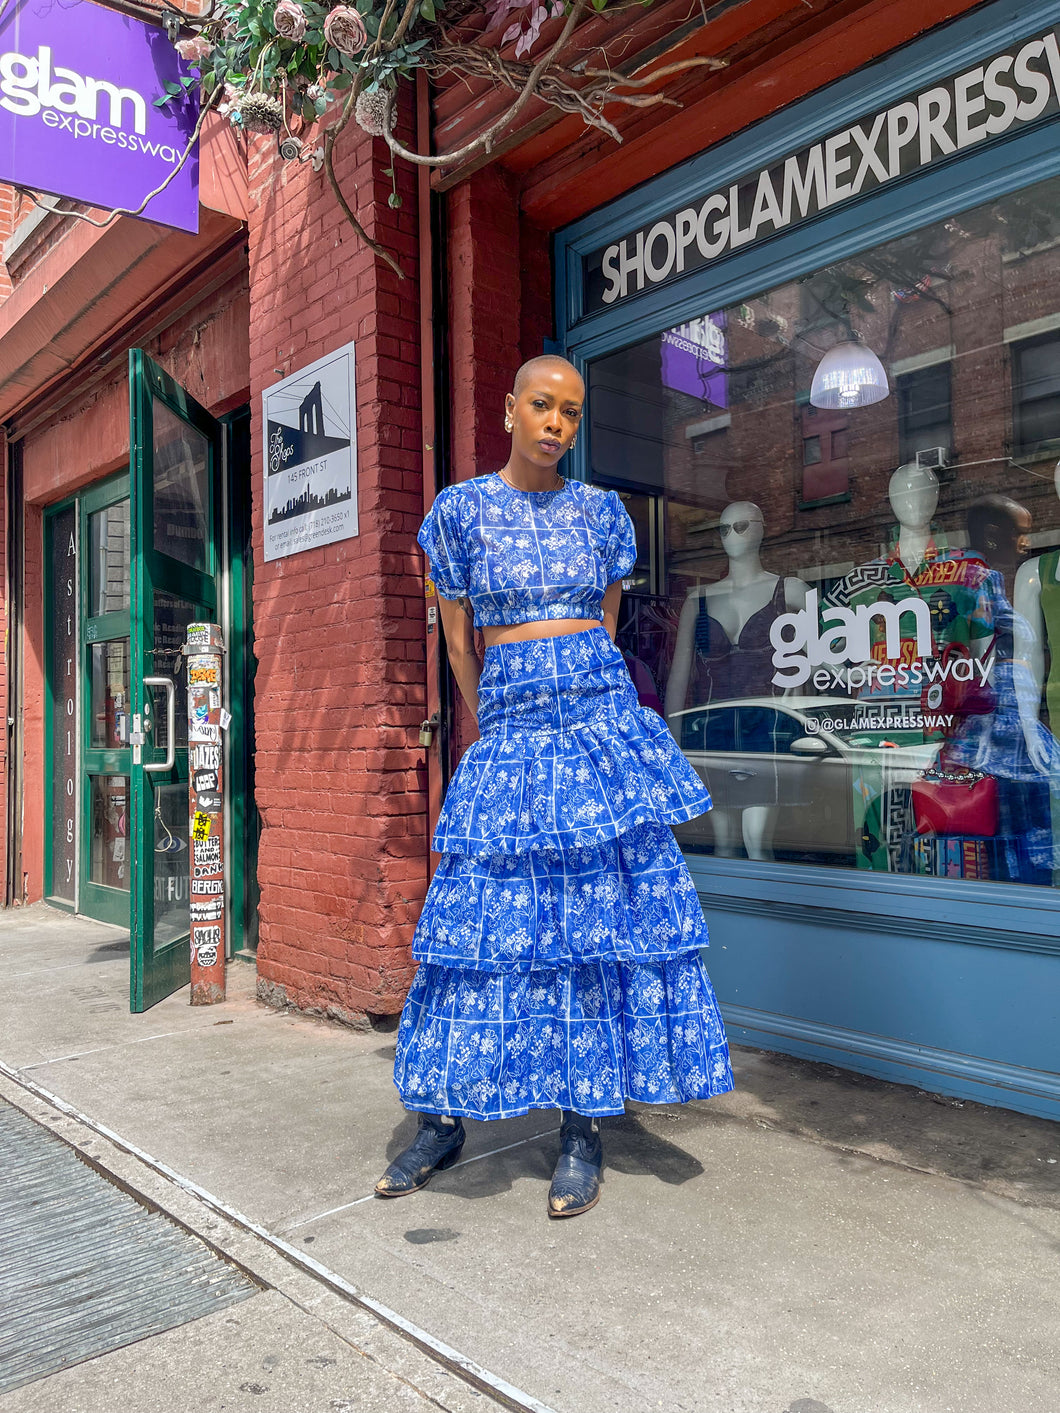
[322,84,406,281]
[420,43,725,147]
[381,0,588,166]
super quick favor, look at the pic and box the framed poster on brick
[263,342,358,562]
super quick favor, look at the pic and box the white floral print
[394,486,734,1120]
[395,957,734,1121]
[417,474,637,626]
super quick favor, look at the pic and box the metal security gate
[0,1100,256,1393]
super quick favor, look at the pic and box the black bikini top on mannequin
[694,576,786,660]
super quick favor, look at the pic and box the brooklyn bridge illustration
[266,377,353,526]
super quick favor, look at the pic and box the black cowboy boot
[374,1113,466,1198]
[548,1111,602,1218]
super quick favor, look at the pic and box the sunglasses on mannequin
[719,519,763,536]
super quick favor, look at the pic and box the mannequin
[829,464,993,669]
[944,495,1055,883]
[1014,462,1060,771]
[966,495,1031,588]
[829,464,993,871]
[891,463,937,572]
[665,502,809,860]
[829,464,942,617]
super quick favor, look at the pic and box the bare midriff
[481,618,603,648]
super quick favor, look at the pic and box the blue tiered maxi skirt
[394,626,734,1120]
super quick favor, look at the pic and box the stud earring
[504,415,513,433]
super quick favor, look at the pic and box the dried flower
[306,83,325,101]
[354,88,392,136]
[175,35,214,63]
[217,82,240,118]
[273,0,308,41]
[323,5,368,57]
[236,90,285,134]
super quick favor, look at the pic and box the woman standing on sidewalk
[374,354,734,1218]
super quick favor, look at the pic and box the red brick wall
[0,185,17,301]
[247,106,427,1024]
[448,165,523,481]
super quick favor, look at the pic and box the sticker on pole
[192,811,212,841]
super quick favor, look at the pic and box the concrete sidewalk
[1,904,1058,1413]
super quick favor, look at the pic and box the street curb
[0,1062,557,1413]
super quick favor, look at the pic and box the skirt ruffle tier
[394,626,734,1120]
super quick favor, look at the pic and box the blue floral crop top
[418,474,637,627]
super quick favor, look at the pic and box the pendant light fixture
[809,331,890,410]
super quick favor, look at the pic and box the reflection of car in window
[673,697,941,861]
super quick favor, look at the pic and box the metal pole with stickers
[184,623,228,1004]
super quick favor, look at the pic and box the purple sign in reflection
[0,0,199,233]
[660,313,727,407]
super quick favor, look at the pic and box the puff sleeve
[417,487,470,600]
[601,490,637,584]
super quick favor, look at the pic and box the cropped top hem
[418,473,637,628]
[474,605,607,626]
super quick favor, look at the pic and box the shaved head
[513,354,583,397]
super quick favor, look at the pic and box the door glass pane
[88,501,130,615]
[152,781,189,950]
[48,505,78,903]
[88,775,128,890]
[151,593,198,752]
[593,169,1060,886]
[153,399,209,571]
[89,641,129,748]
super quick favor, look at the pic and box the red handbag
[912,766,999,837]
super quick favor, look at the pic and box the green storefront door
[80,475,134,929]
[127,350,225,1011]
[44,355,244,1010]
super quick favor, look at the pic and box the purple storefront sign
[0,0,199,234]
[660,313,727,407]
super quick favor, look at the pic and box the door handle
[728,768,757,780]
[143,677,176,773]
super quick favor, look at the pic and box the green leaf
[388,192,402,208]
[180,73,197,89]
[314,95,328,113]
[153,94,171,108]
[420,0,436,20]
[163,79,183,95]
[328,45,341,67]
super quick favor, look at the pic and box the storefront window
[47,505,77,903]
[88,501,129,615]
[88,775,128,891]
[590,173,1060,886]
[89,641,129,749]
[153,399,210,572]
